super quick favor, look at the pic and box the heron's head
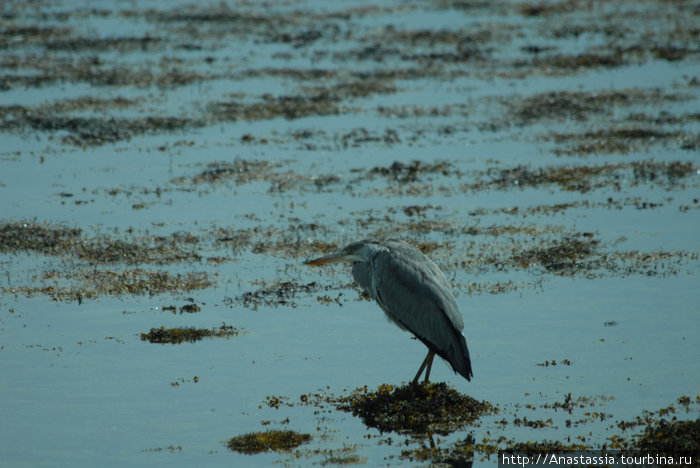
[305,239,378,266]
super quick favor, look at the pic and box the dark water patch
[227,430,311,454]
[140,324,241,344]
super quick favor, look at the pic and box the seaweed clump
[227,430,311,454]
[516,234,599,273]
[635,419,700,455]
[0,221,81,253]
[368,160,457,183]
[140,324,241,344]
[335,382,494,435]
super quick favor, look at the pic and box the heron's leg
[423,351,435,383]
[412,350,436,384]
[412,351,432,384]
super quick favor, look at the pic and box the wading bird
[306,239,472,384]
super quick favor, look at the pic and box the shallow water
[1,0,699,466]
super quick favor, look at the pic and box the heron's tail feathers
[447,333,473,381]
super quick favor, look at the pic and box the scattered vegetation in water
[142,445,183,453]
[469,160,696,193]
[4,269,213,302]
[536,359,573,367]
[257,386,698,464]
[0,104,204,146]
[367,160,459,184]
[140,323,241,344]
[172,159,287,187]
[227,430,311,454]
[334,382,495,435]
[549,127,695,156]
[235,281,323,309]
[2,1,698,465]
[209,94,340,122]
[162,302,202,314]
[504,439,587,453]
[510,89,685,124]
[608,398,700,456]
[0,221,81,253]
[172,158,345,194]
[515,234,599,273]
[0,221,201,264]
[636,419,700,455]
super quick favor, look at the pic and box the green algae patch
[227,430,311,454]
[334,382,495,435]
[140,324,241,344]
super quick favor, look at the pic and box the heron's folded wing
[371,245,472,379]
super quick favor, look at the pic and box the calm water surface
[1,0,698,466]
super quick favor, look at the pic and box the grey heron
[306,239,472,384]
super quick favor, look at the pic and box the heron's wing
[371,240,472,380]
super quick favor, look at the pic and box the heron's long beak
[305,251,348,266]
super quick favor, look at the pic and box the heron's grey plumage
[308,238,473,382]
